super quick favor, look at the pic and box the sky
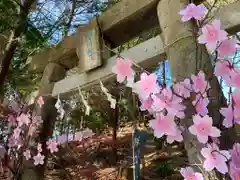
[30,0,104,43]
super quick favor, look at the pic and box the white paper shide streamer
[100,81,116,109]
[55,95,65,119]
[78,87,91,115]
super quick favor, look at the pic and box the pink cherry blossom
[198,19,228,51]
[178,3,206,22]
[173,78,191,98]
[8,115,16,125]
[13,127,21,139]
[229,162,240,180]
[192,95,209,116]
[140,97,153,112]
[23,150,31,160]
[224,68,240,87]
[37,143,42,153]
[37,96,44,108]
[233,89,240,105]
[191,71,209,94]
[151,88,185,118]
[231,143,240,168]
[112,57,134,83]
[220,105,234,128]
[217,39,237,58]
[56,133,74,145]
[214,60,238,87]
[135,72,160,99]
[233,109,240,127]
[74,131,83,141]
[212,137,220,145]
[47,139,59,153]
[33,153,45,166]
[149,114,177,138]
[201,143,230,174]
[8,135,22,148]
[214,60,232,78]
[166,128,183,144]
[233,108,240,125]
[229,70,240,88]
[73,129,93,142]
[180,167,204,180]
[229,151,240,179]
[82,128,94,139]
[28,123,38,136]
[28,116,42,136]
[17,113,30,127]
[189,115,221,143]
[151,88,173,112]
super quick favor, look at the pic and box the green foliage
[84,111,108,132]
[0,0,129,133]
[0,0,120,98]
[25,23,48,48]
[0,0,51,97]
[54,107,109,134]
[5,33,48,97]
[154,159,176,178]
[0,0,18,32]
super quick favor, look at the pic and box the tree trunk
[36,97,58,178]
[63,0,76,36]
[112,104,118,164]
[21,62,66,179]
[21,97,57,180]
[110,84,120,165]
[157,0,235,179]
[0,0,35,89]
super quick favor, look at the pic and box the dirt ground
[45,126,187,180]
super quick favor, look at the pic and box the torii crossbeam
[26,0,240,103]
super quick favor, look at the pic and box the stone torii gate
[27,0,240,99]
[27,0,240,179]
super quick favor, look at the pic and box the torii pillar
[157,0,234,179]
